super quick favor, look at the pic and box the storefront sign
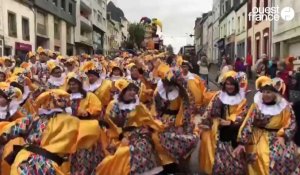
[15,42,32,51]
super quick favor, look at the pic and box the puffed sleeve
[86,92,102,118]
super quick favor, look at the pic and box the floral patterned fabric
[200,93,248,174]
[47,83,59,89]
[71,99,81,116]
[129,127,160,175]
[155,93,198,162]
[17,154,56,175]
[239,105,300,174]
[71,141,104,175]
[106,102,161,174]
[212,141,247,175]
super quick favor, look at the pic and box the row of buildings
[194,0,300,65]
[0,0,128,59]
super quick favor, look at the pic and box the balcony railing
[80,35,93,45]
[37,23,47,36]
[80,0,92,14]
[80,16,92,31]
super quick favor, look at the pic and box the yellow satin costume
[238,103,299,175]
[96,100,163,175]
[199,91,247,174]
[93,80,113,107]
[9,114,80,175]
[72,92,102,119]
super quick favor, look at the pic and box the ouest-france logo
[248,6,295,22]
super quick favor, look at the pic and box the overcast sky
[111,0,213,53]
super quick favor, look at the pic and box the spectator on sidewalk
[269,57,278,78]
[255,53,269,77]
[277,61,291,99]
[246,52,253,79]
[234,57,246,72]
[198,55,209,86]
[218,58,233,83]
[285,56,296,72]
[293,68,300,90]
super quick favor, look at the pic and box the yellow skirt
[199,130,215,175]
[10,150,65,175]
[1,137,25,175]
[95,144,131,175]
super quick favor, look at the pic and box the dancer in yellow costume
[236,76,300,175]
[126,64,154,104]
[81,61,113,111]
[198,71,248,174]
[0,89,80,174]
[96,79,164,175]
[46,60,67,89]
[65,72,106,174]
[151,65,199,174]
[0,83,23,175]
[181,60,206,114]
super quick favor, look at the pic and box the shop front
[15,42,32,61]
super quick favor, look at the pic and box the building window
[0,39,3,56]
[247,0,252,29]
[53,0,58,6]
[69,3,73,14]
[54,18,60,40]
[61,0,66,10]
[8,12,17,37]
[232,17,234,33]
[255,32,261,60]
[237,16,240,33]
[256,0,260,8]
[228,21,231,35]
[22,17,30,41]
[37,11,47,35]
[263,28,269,56]
[67,25,72,43]
[220,26,223,37]
[264,0,268,8]
[98,11,102,23]
[102,1,106,9]
[55,46,60,52]
[242,13,245,30]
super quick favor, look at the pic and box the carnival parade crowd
[0,47,299,175]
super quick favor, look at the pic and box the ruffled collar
[38,108,64,115]
[40,62,47,69]
[84,79,102,92]
[182,72,195,81]
[254,91,288,115]
[0,100,20,119]
[48,74,66,87]
[117,95,140,111]
[110,75,122,82]
[219,90,246,105]
[157,79,179,101]
[70,93,83,100]
[29,62,37,67]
